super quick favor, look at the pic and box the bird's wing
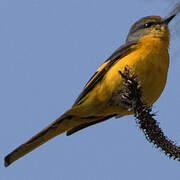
[4,41,138,167]
[73,41,137,106]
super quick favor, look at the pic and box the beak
[163,14,176,24]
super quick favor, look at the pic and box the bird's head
[126,15,175,43]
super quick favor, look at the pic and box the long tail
[4,112,76,167]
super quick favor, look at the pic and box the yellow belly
[71,37,170,117]
[93,38,169,116]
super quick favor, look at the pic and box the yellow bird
[5,14,175,167]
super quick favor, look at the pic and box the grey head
[126,15,175,43]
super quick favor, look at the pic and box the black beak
[163,14,176,24]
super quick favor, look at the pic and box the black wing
[73,41,137,106]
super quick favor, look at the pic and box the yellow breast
[98,37,169,115]
[129,37,169,105]
[73,37,170,117]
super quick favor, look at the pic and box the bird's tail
[4,111,77,167]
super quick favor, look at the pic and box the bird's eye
[144,22,154,28]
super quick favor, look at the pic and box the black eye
[144,22,154,28]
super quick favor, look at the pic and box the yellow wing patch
[84,60,110,88]
[73,41,138,106]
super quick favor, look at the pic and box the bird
[4,14,176,167]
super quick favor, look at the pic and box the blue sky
[1,0,180,179]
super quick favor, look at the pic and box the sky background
[1,0,180,179]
